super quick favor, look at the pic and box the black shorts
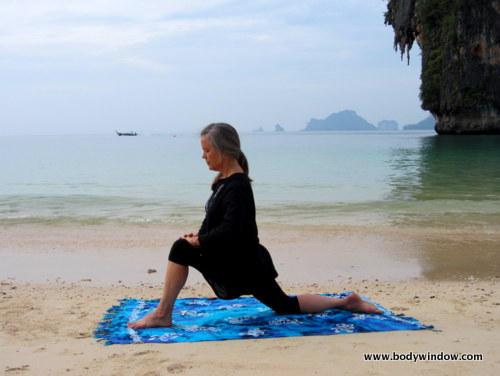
[168,239,301,315]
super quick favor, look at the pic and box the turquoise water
[1,132,499,232]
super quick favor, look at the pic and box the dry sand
[1,224,499,375]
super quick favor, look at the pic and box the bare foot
[343,293,383,314]
[127,311,172,329]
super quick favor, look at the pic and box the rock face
[385,0,500,134]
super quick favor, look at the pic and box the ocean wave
[2,193,499,232]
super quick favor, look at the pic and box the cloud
[0,0,233,49]
[0,25,153,49]
[121,57,172,73]
[0,0,387,52]
[0,1,428,135]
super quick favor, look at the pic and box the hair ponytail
[237,151,250,177]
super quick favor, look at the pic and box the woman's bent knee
[168,239,204,268]
[168,239,192,266]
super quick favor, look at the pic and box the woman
[128,123,381,329]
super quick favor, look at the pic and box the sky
[0,0,428,135]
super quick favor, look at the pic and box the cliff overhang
[385,0,500,135]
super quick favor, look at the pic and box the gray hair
[200,123,251,188]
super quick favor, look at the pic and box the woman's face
[201,136,223,172]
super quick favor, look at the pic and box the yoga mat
[94,292,433,345]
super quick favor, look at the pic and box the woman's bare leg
[128,261,188,329]
[297,292,382,314]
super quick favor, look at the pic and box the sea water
[1,132,499,233]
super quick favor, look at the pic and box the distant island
[253,124,286,132]
[303,110,376,131]
[377,120,399,131]
[254,110,434,132]
[403,115,435,130]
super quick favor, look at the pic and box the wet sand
[2,224,499,284]
[1,224,500,375]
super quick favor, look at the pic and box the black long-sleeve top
[197,173,278,291]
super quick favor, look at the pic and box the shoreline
[1,223,499,285]
[1,223,499,375]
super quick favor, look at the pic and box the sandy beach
[1,224,499,375]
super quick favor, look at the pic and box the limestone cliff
[385,0,500,134]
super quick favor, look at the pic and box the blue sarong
[94,292,433,345]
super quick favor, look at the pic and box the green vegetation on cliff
[416,0,460,110]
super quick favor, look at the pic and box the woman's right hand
[180,233,200,247]
[179,232,198,239]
